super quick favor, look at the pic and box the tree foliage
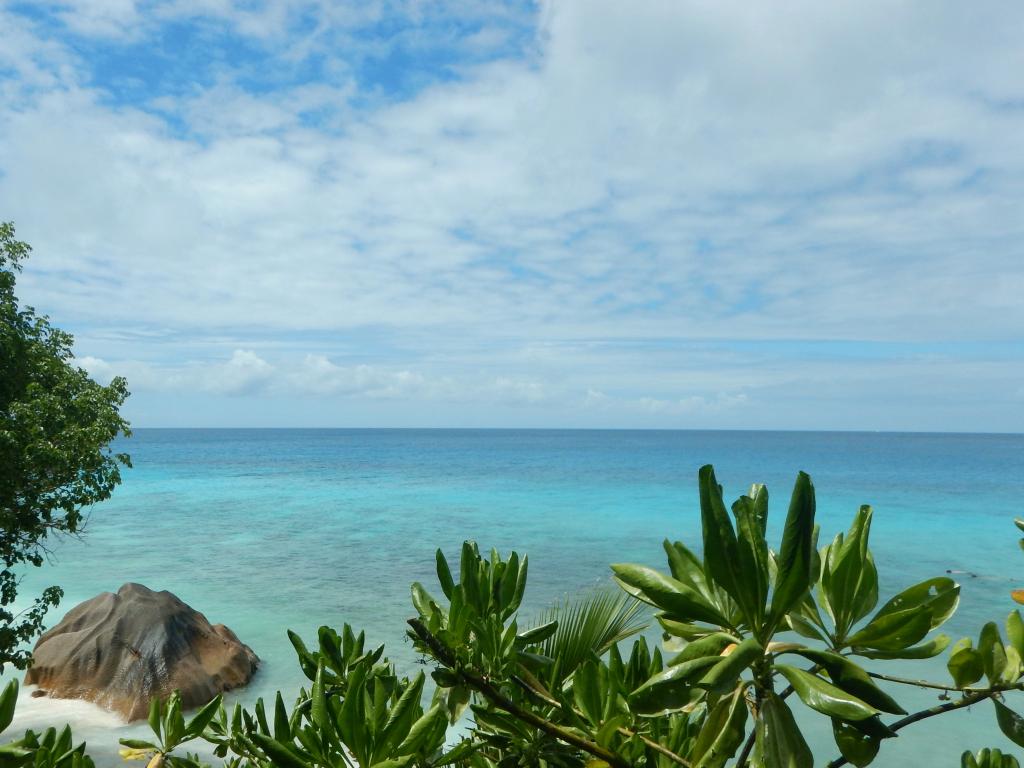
[0,222,131,671]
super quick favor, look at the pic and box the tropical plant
[0,680,95,768]
[0,222,131,671]
[610,465,962,767]
[963,748,1021,768]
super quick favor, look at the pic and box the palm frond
[529,585,649,682]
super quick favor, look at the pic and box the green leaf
[948,639,984,688]
[669,632,738,666]
[1008,612,1024,659]
[847,607,932,651]
[435,550,455,599]
[821,507,878,639]
[872,577,960,631]
[786,649,905,714]
[0,681,17,734]
[663,539,713,599]
[980,622,1008,684]
[311,661,329,733]
[516,620,558,646]
[755,692,813,768]
[690,684,748,768]
[775,665,878,721]
[857,634,950,660]
[697,637,763,695]
[832,718,880,767]
[1004,646,1023,685]
[411,582,439,618]
[184,696,222,739]
[250,733,311,768]
[611,564,728,627]
[994,699,1024,748]
[380,672,425,757]
[733,490,771,625]
[658,617,721,641]
[117,739,159,750]
[698,465,754,624]
[164,693,184,748]
[768,471,816,629]
[147,697,162,741]
[629,657,718,714]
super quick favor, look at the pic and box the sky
[1,1,1022,431]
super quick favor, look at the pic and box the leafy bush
[0,222,130,671]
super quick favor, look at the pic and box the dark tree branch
[408,618,635,768]
[826,689,1002,768]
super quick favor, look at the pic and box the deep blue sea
[6,429,1024,764]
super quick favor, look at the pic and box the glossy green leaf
[787,649,904,714]
[833,718,880,767]
[1003,645,1023,685]
[857,633,951,660]
[251,733,311,768]
[690,684,748,768]
[733,490,771,624]
[629,657,718,714]
[698,464,755,624]
[755,692,813,768]
[698,637,763,695]
[769,471,816,629]
[611,564,728,626]
[1008,612,1024,659]
[787,612,829,643]
[147,697,162,742]
[663,539,712,597]
[963,748,1022,768]
[872,577,960,631]
[311,662,329,733]
[669,632,738,666]
[0,681,16,734]
[980,622,1008,684]
[164,693,184,748]
[184,695,222,739]
[516,620,558,646]
[435,549,455,599]
[994,699,1024,748]
[775,665,878,721]
[948,638,984,688]
[496,551,518,614]
[847,606,932,651]
[821,507,878,639]
[273,692,291,742]
[117,738,159,750]
[380,672,425,757]
[411,582,437,618]
[658,617,721,640]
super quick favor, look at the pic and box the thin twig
[868,671,1024,694]
[408,619,633,768]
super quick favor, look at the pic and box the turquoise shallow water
[5,428,1024,765]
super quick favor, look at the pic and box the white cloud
[6,1,1024,429]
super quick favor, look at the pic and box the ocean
[5,428,1024,764]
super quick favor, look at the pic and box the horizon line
[121,426,1024,436]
